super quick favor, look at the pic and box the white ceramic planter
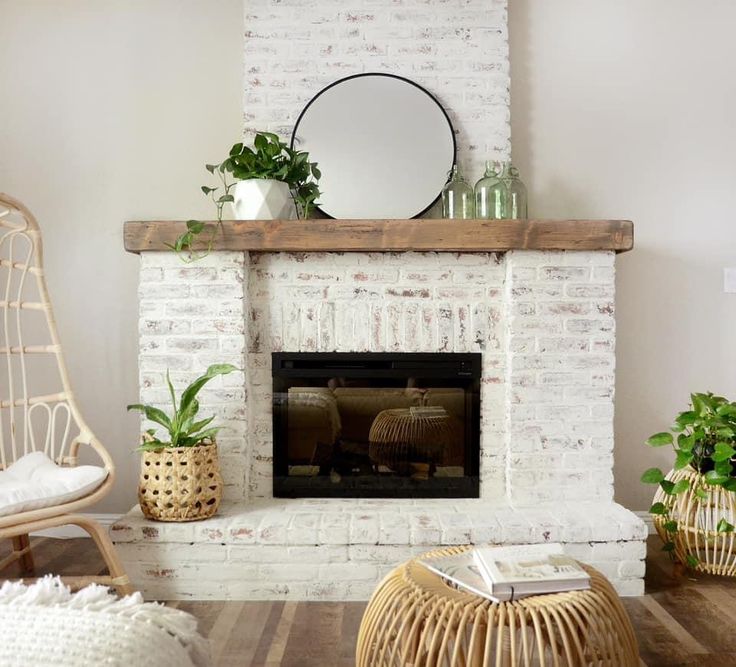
[231,179,295,220]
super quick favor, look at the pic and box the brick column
[503,251,616,505]
[138,251,249,500]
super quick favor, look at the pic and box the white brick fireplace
[113,247,646,599]
[112,0,645,599]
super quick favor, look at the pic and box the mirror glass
[292,74,456,219]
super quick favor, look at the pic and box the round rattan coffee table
[356,547,639,667]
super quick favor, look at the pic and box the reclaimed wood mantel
[123,219,633,253]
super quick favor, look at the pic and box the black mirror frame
[291,72,457,220]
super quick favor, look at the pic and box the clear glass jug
[441,165,475,219]
[498,162,528,219]
[474,161,506,219]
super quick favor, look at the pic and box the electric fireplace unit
[272,352,481,498]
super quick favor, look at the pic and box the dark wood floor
[3,535,736,666]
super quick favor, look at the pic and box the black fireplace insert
[272,352,480,498]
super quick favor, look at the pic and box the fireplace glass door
[272,353,480,498]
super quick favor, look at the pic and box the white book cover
[417,552,499,601]
[473,543,590,597]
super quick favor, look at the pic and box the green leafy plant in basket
[127,364,238,450]
[171,131,321,262]
[641,392,736,567]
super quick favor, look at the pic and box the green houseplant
[642,392,736,573]
[127,363,237,522]
[171,131,321,260]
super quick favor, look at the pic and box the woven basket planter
[652,467,736,576]
[138,442,223,522]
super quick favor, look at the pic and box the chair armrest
[68,435,115,472]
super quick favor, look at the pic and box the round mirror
[292,73,456,219]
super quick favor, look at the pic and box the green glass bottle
[474,160,506,219]
[441,165,475,219]
[498,162,528,219]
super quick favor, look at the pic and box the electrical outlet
[724,268,736,293]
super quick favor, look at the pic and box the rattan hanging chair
[0,193,131,595]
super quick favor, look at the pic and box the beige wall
[509,0,736,510]
[0,0,243,512]
[3,1,735,514]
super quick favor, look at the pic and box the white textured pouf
[0,576,209,667]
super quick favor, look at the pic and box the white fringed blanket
[0,576,210,667]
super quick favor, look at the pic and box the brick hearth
[113,499,645,600]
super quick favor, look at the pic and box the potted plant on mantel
[127,364,237,522]
[171,131,321,260]
[642,392,736,575]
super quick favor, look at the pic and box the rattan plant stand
[356,547,639,667]
[652,467,736,576]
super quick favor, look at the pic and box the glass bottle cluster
[441,161,528,220]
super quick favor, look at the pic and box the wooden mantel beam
[123,219,633,254]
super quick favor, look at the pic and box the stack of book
[419,543,590,602]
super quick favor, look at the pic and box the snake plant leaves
[179,364,237,417]
[130,364,238,449]
[126,404,171,430]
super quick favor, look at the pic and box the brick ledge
[112,499,646,546]
[112,500,646,600]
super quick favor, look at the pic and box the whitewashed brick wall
[504,251,616,504]
[129,248,647,600]
[243,0,510,185]
[137,249,616,505]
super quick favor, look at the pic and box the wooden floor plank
[651,586,736,653]
[218,601,275,666]
[264,601,298,665]
[178,601,226,639]
[280,602,345,667]
[339,602,366,665]
[696,585,736,625]
[621,597,699,667]
[208,601,246,666]
[638,595,707,654]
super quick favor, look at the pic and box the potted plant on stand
[642,392,736,575]
[127,363,237,522]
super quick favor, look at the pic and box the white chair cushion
[0,451,108,517]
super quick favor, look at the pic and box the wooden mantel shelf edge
[123,219,633,254]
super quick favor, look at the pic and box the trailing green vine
[165,162,236,262]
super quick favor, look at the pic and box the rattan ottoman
[356,547,639,667]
